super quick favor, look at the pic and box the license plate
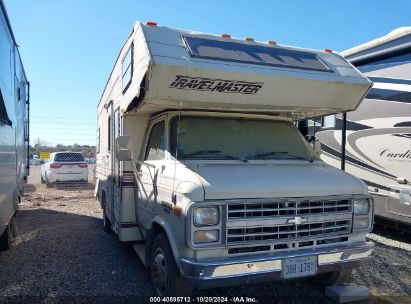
[282,256,316,279]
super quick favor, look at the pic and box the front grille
[226,220,351,244]
[227,200,352,219]
[225,199,353,246]
[227,236,349,254]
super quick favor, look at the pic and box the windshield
[54,153,85,162]
[170,117,318,161]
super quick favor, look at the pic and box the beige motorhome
[95,22,374,295]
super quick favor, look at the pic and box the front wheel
[10,214,18,238]
[0,225,12,251]
[151,233,193,296]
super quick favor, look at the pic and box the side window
[108,115,111,152]
[321,115,336,129]
[145,121,165,161]
[15,52,22,102]
[122,43,133,92]
[114,108,120,139]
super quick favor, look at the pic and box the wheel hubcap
[152,250,168,295]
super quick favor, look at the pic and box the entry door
[137,119,166,228]
[106,103,114,224]
[112,108,121,228]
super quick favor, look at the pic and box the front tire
[10,214,18,238]
[0,225,12,251]
[151,233,193,296]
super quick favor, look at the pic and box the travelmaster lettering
[169,75,263,94]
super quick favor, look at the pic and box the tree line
[30,138,96,158]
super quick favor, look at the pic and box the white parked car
[41,152,88,186]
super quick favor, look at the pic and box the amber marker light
[173,205,183,216]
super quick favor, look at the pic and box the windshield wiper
[252,151,314,163]
[182,150,221,157]
[182,150,247,162]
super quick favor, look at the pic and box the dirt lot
[0,187,410,304]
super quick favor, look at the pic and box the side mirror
[313,139,321,156]
[305,135,315,143]
[116,136,131,161]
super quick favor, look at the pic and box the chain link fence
[24,151,96,201]
[23,112,97,199]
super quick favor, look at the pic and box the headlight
[194,229,219,244]
[194,207,219,226]
[353,199,369,215]
[353,218,369,229]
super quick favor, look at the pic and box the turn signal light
[146,21,157,26]
[267,40,277,45]
[173,205,183,216]
[245,37,255,42]
[324,48,333,53]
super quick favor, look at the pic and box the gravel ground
[0,187,410,304]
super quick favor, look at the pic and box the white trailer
[0,0,30,250]
[315,27,411,228]
[96,21,373,295]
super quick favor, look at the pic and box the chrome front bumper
[180,241,374,289]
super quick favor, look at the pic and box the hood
[187,161,367,200]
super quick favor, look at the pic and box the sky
[4,0,411,146]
